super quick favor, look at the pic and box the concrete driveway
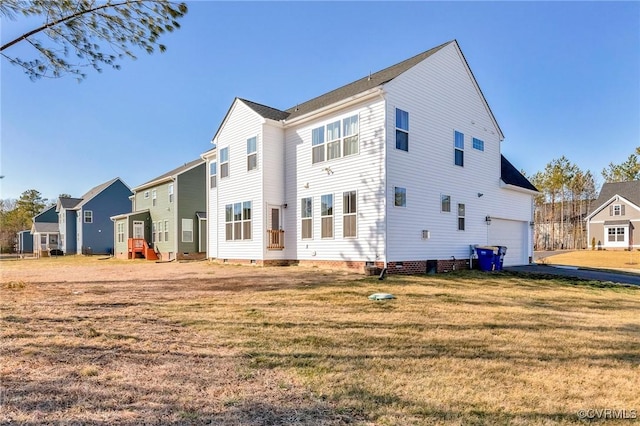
[505,264,640,286]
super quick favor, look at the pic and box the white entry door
[133,221,144,239]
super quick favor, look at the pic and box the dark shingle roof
[501,155,538,192]
[59,197,83,209]
[239,98,289,121]
[284,41,454,120]
[593,181,640,210]
[135,158,204,191]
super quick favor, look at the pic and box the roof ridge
[284,40,455,118]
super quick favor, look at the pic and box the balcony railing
[267,229,285,250]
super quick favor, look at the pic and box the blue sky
[1,1,639,201]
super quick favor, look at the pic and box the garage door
[489,219,528,266]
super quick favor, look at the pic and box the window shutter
[621,205,626,216]
[610,205,613,216]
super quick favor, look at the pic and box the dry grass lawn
[537,249,640,270]
[1,257,639,425]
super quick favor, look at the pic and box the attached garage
[488,218,529,266]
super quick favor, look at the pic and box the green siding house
[111,159,206,260]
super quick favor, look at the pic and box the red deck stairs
[127,238,159,260]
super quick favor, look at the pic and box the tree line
[529,147,640,251]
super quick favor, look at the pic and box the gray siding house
[29,205,60,257]
[111,159,206,260]
[56,178,132,255]
[586,181,640,249]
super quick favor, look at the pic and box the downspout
[381,92,388,278]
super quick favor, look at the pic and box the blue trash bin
[475,247,498,271]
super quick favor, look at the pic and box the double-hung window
[321,194,334,238]
[458,203,465,231]
[168,184,174,203]
[326,121,341,160]
[301,197,313,239]
[158,221,163,242]
[117,222,124,243]
[220,147,229,179]
[152,189,157,206]
[312,127,325,164]
[225,205,233,241]
[152,222,157,243]
[343,191,357,238]
[343,115,359,156]
[164,220,169,242]
[210,161,217,188]
[242,201,252,240]
[247,137,257,171]
[396,109,409,151]
[394,187,406,207]
[182,218,193,243]
[84,210,93,223]
[454,131,464,166]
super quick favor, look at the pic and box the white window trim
[441,195,451,213]
[604,225,628,247]
[395,108,409,152]
[182,218,194,243]
[321,194,334,239]
[343,190,357,239]
[301,197,313,240]
[457,203,465,231]
[220,147,230,179]
[84,210,93,223]
[454,131,464,167]
[168,183,174,203]
[311,114,359,164]
[210,161,217,188]
[247,136,258,172]
[394,186,407,208]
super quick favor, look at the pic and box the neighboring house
[111,159,206,260]
[56,178,132,255]
[201,40,538,273]
[30,205,60,257]
[17,230,33,254]
[586,180,640,249]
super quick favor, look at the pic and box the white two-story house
[201,40,538,273]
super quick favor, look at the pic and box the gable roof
[32,222,59,233]
[211,40,455,144]
[134,159,204,191]
[57,178,130,211]
[501,155,538,192]
[240,98,290,121]
[58,197,83,210]
[284,41,454,120]
[596,181,640,207]
[33,205,57,222]
[591,181,640,213]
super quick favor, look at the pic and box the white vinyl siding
[213,100,264,261]
[385,42,531,263]
[284,97,385,263]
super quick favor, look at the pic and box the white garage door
[489,219,528,266]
